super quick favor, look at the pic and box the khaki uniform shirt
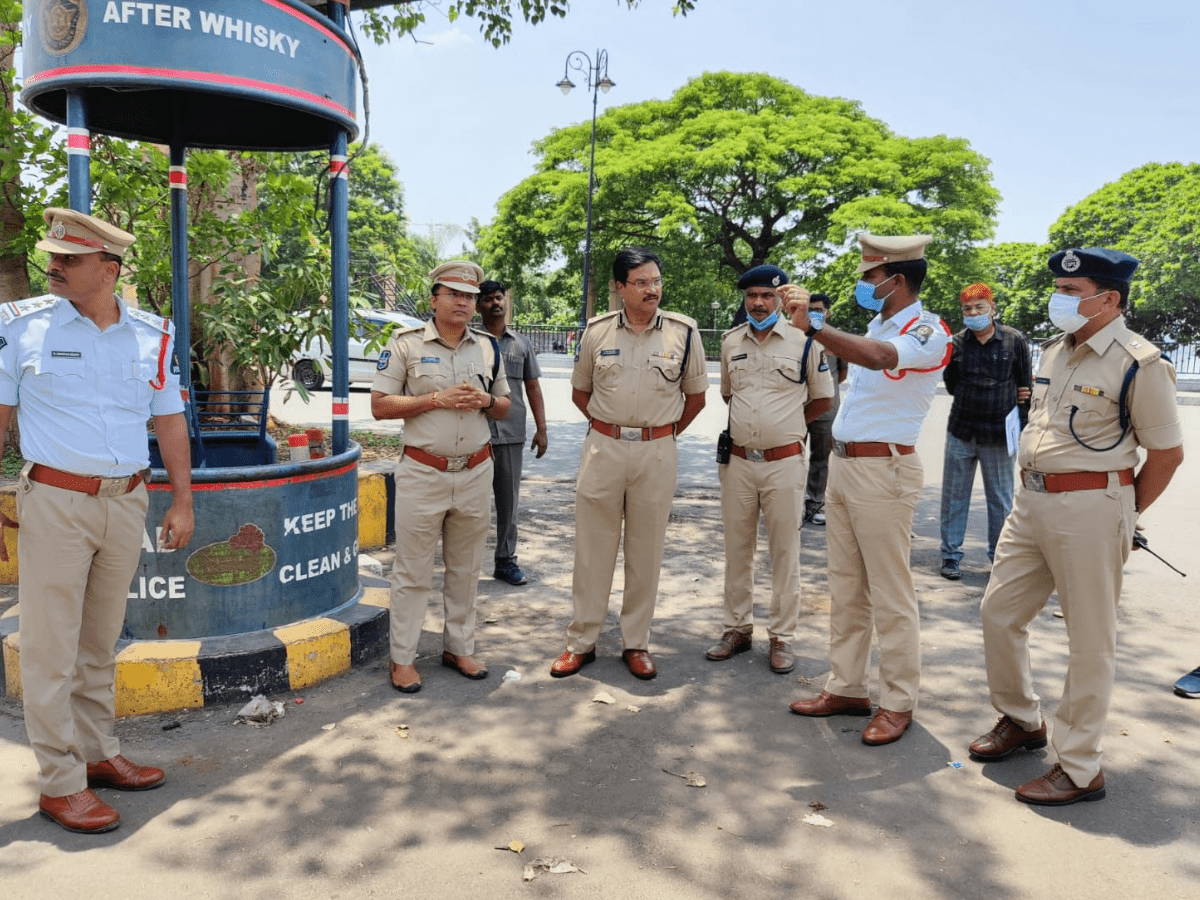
[373,321,510,458]
[1021,317,1182,473]
[720,319,835,449]
[572,309,708,427]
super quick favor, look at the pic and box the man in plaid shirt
[939,283,1032,579]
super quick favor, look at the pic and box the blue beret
[1048,247,1139,285]
[737,264,789,290]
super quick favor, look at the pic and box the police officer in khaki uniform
[783,234,951,746]
[968,247,1183,805]
[550,247,708,681]
[372,262,511,693]
[707,265,833,674]
[0,209,195,834]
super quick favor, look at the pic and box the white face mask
[1048,290,1107,333]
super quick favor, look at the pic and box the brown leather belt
[28,463,146,497]
[1021,468,1134,493]
[833,441,916,458]
[731,441,804,462]
[590,420,675,442]
[403,444,492,472]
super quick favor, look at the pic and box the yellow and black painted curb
[1,587,390,716]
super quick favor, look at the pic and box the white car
[291,308,423,390]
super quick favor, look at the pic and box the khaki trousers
[719,453,807,641]
[824,451,924,712]
[980,476,1135,786]
[389,455,492,664]
[567,429,677,652]
[17,475,148,797]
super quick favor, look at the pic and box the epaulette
[589,310,622,325]
[722,322,750,341]
[0,295,57,325]
[660,309,698,328]
[392,323,424,337]
[1121,332,1161,366]
[127,306,172,333]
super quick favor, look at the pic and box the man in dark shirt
[939,283,1032,579]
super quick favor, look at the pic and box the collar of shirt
[422,318,479,348]
[51,293,131,332]
[617,310,663,331]
[1077,315,1129,357]
[871,299,924,336]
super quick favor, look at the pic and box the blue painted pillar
[327,1,351,456]
[66,91,89,211]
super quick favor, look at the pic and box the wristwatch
[805,318,823,337]
[486,395,496,410]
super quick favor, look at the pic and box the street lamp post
[711,300,721,331]
[557,50,614,334]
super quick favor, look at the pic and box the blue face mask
[748,309,779,331]
[854,275,895,313]
[963,313,991,332]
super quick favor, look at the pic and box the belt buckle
[619,428,642,442]
[1023,471,1046,492]
[832,440,847,459]
[96,477,128,498]
[445,456,468,472]
[745,448,765,462]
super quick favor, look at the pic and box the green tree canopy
[1048,162,1200,344]
[478,71,999,328]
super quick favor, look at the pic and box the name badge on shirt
[731,353,748,361]
[600,349,620,357]
[51,350,82,358]
[421,356,441,364]
[1035,376,1050,385]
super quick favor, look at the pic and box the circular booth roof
[22,0,359,151]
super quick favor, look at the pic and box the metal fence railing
[516,325,1199,373]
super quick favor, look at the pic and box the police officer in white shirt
[0,208,194,833]
[782,234,951,746]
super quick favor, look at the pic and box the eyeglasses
[625,277,663,291]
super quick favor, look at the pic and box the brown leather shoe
[789,690,871,717]
[39,789,120,834]
[622,649,657,680]
[969,715,1047,761]
[705,629,752,661]
[861,708,913,745]
[390,662,421,693]
[1016,764,1106,806]
[441,651,488,680]
[768,638,795,674]
[86,755,166,791]
[550,649,596,678]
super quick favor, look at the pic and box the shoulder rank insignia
[0,295,57,325]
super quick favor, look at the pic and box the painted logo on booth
[40,0,88,56]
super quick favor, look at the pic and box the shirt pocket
[407,360,450,394]
[504,351,524,382]
[112,356,154,413]
[650,352,682,389]
[772,355,804,385]
[728,358,752,392]
[1069,390,1117,435]
[595,356,625,391]
[1030,381,1050,414]
[34,353,89,407]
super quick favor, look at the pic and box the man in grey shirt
[477,281,548,585]
[804,293,848,525]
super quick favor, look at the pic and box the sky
[348,0,1199,251]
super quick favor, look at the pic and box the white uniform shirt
[0,295,184,476]
[832,300,951,446]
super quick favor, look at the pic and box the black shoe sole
[1016,786,1106,806]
